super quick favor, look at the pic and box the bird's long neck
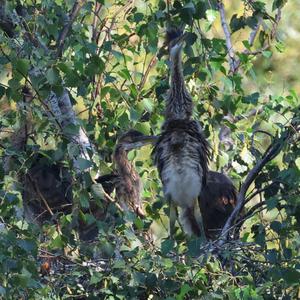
[114,147,134,178]
[165,44,193,120]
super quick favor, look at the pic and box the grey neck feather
[166,44,193,120]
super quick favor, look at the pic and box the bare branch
[57,0,87,58]
[217,1,238,73]
[245,182,277,204]
[92,2,103,44]
[217,117,299,247]
[138,55,157,92]
[240,201,267,223]
[102,190,124,213]
[248,16,263,47]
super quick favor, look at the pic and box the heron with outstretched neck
[153,28,210,238]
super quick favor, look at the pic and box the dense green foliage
[0,0,299,299]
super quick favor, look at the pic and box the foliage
[0,0,299,299]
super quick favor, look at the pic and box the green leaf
[134,122,151,135]
[230,14,246,33]
[85,56,105,77]
[161,239,175,255]
[270,220,281,233]
[142,98,153,112]
[282,268,300,284]
[50,235,64,249]
[90,272,102,284]
[91,183,105,200]
[63,124,80,135]
[180,2,196,24]
[79,191,90,208]
[272,0,286,11]
[17,239,36,253]
[134,13,144,22]
[176,284,192,300]
[67,142,80,158]
[243,92,260,104]
[187,238,203,256]
[118,69,131,81]
[262,50,272,58]
[76,158,93,170]
[16,59,30,75]
[46,68,60,85]
[266,197,279,210]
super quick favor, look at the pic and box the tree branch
[2,3,93,172]
[138,55,157,92]
[248,16,263,47]
[217,1,238,73]
[217,116,299,248]
[57,0,87,58]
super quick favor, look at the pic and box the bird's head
[158,25,187,59]
[117,129,158,152]
[167,26,187,56]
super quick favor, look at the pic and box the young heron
[199,171,237,239]
[97,130,157,217]
[23,155,73,222]
[153,28,210,238]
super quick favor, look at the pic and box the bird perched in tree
[23,154,73,222]
[153,27,210,237]
[199,171,237,240]
[97,130,157,218]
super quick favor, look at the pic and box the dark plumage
[199,171,237,239]
[95,173,118,195]
[23,155,73,221]
[153,28,210,237]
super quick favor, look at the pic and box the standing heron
[153,28,210,237]
[97,130,157,218]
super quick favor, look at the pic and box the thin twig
[102,190,124,212]
[236,201,267,228]
[138,55,157,92]
[248,16,263,47]
[57,0,87,57]
[92,2,103,44]
[245,182,277,204]
[27,174,54,217]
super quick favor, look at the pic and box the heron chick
[153,28,210,238]
[112,130,157,217]
[199,171,237,239]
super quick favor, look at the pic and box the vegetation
[0,0,299,299]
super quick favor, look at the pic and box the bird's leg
[194,199,206,242]
[167,195,177,239]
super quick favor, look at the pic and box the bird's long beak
[123,135,158,151]
[169,32,188,49]
[158,32,188,59]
